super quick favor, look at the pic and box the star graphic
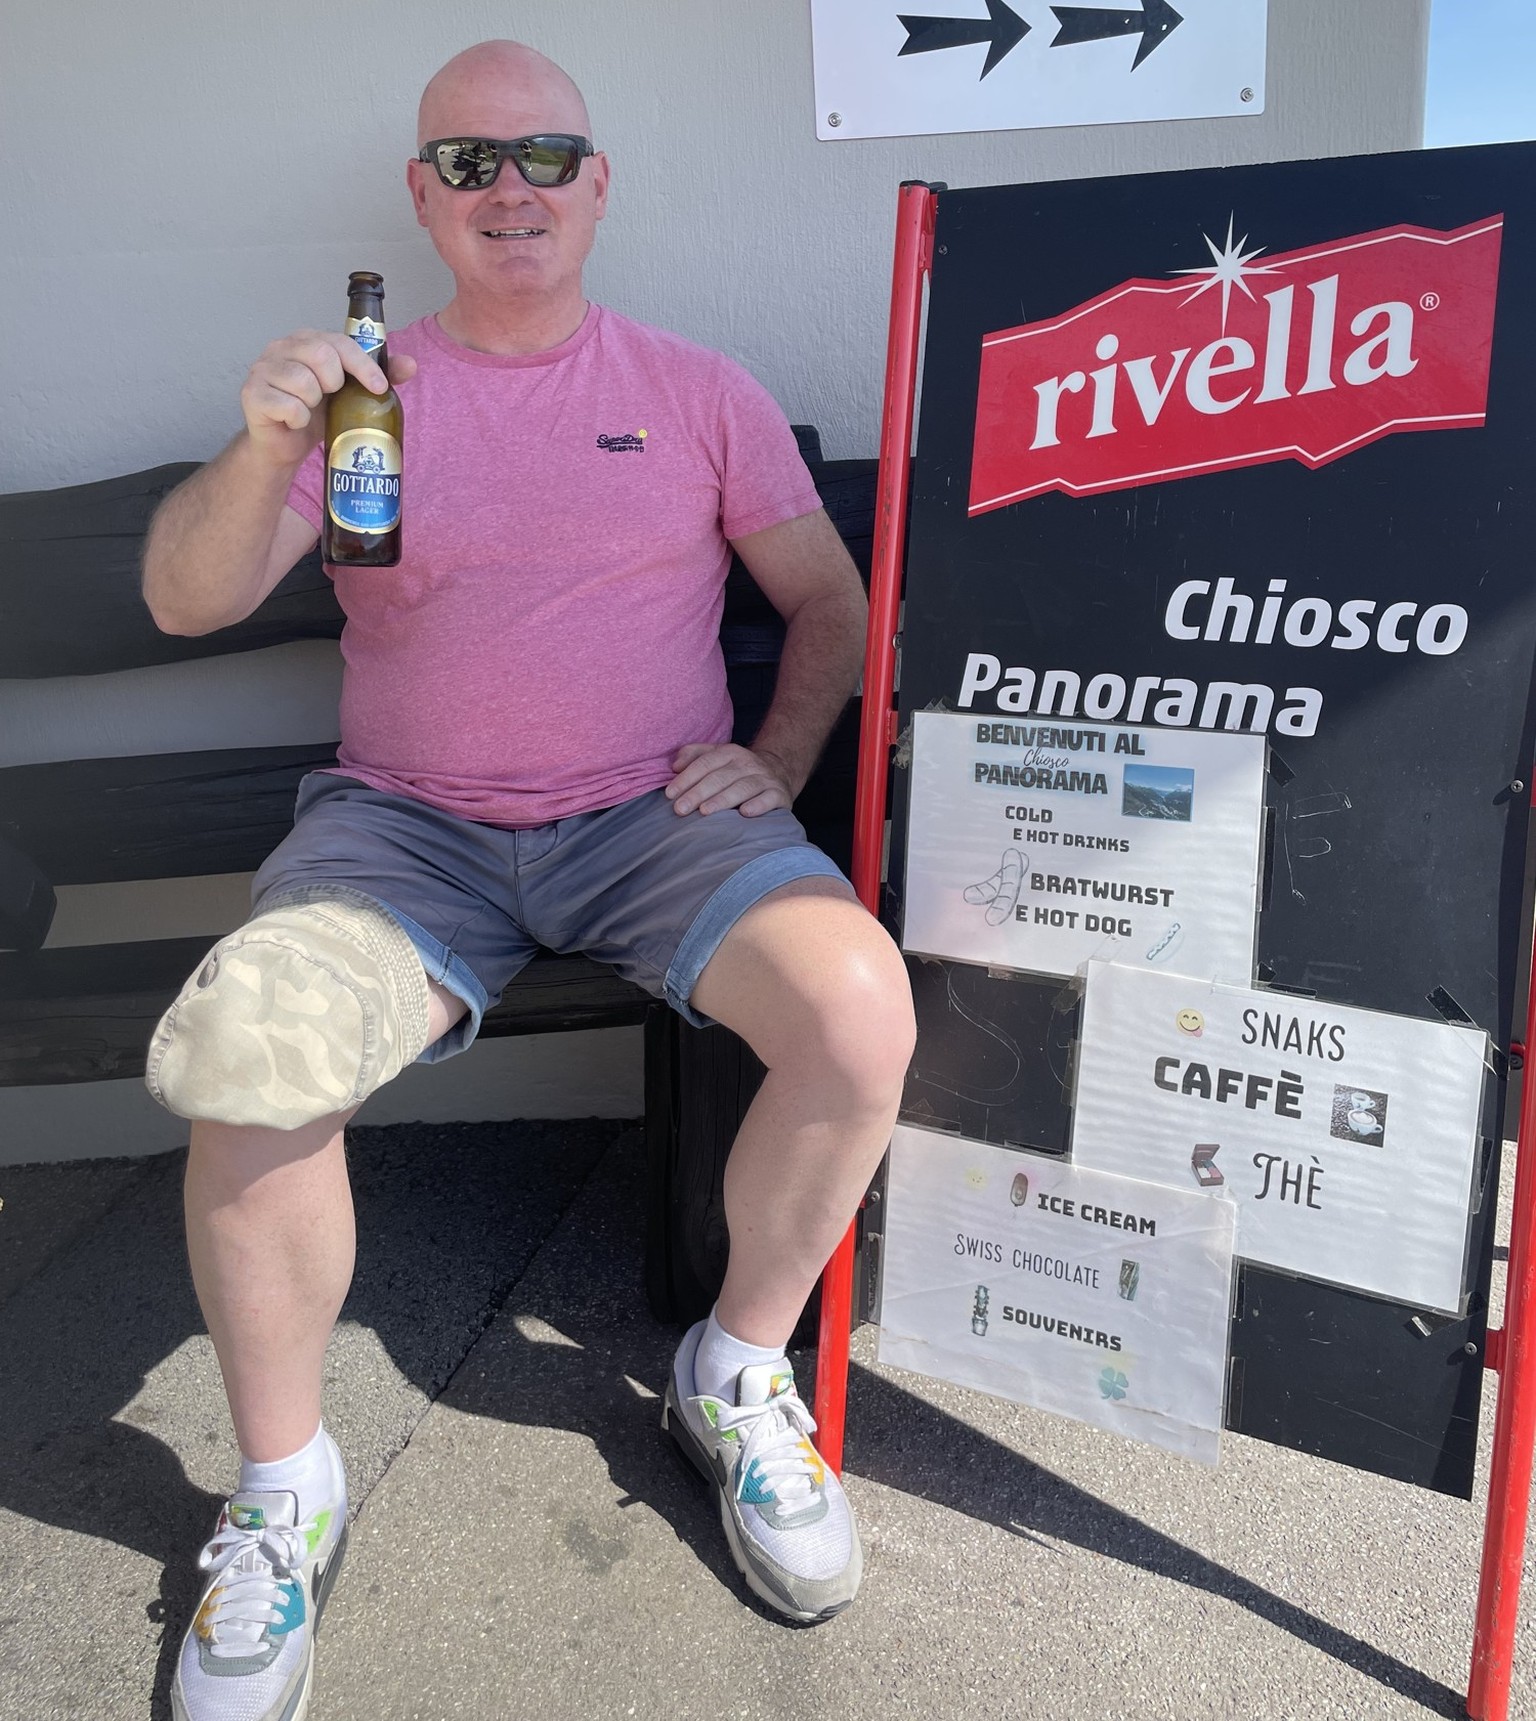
[1172,214,1285,334]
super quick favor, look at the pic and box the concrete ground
[0,1120,1530,1721]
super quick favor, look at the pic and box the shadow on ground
[0,1122,1463,1719]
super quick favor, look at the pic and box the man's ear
[591,150,611,222]
[406,157,431,228]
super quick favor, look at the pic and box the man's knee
[751,914,916,1099]
[814,947,917,1098]
[146,886,431,1130]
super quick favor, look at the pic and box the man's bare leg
[688,877,916,1350]
[664,877,913,1623]
[183,980,468,1460]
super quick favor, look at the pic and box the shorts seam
[252,881,490,1064]
[384,907,491,1062]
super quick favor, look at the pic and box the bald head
[418,41,592,147]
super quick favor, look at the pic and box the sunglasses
[417,134,595,190]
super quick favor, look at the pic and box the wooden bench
[0,435,877,1323]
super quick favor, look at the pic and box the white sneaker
[662,1320,862,1622]
[170,1483,348,1721]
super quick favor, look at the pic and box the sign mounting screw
[1240,87,1255,102]
[827,111,843,128]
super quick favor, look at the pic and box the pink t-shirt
[287,304,821,827]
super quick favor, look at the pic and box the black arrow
[1050,0,1183,69]
[898,0,1031,79]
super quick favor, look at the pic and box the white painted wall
[3,0,1427,490]
[0,0,1429,1164]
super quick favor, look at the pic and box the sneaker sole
[170,1521,350,1721]
[661,1384,853,1626]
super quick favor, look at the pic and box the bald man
[143,41,914,1721]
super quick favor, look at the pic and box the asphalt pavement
[0,1119,1530,1721]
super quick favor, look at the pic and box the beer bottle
[323,271,403,566]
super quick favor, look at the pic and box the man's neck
[435,290,591,355]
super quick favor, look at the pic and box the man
[140,38,916,1721]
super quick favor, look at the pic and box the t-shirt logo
[596,428,649,452]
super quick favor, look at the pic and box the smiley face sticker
[1176,1008,1205,1037]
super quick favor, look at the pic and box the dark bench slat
[0,746,337,884]
[0,937,226,1084]
[0,437,856,684]
[0,664,856,894]
[0,464,344,679]
[0,938,651,1086]
[473,956,654,1037]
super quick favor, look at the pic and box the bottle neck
[345,298,388,370]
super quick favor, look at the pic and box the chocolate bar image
[1191,1142,1224,1187]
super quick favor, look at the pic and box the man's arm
[143,442,319,636]
[142,330,412,636]
[666,508,867,817]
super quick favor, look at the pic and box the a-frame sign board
[814,144,1536,1721]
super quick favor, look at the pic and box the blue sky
[1426,0,1535,145]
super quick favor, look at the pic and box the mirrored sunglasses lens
[438,140,498,187]
[518,138,579,186]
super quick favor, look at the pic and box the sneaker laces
[715,1388,826,1511]
[195,1517,313,1658]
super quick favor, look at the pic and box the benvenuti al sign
[969,214,1501,511]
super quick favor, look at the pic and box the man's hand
[239,331,418,470]
[665,743,796,817]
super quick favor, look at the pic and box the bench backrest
[0,435,877,949]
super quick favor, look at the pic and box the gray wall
[0,0,1429,1164]
[3,0,1427,489]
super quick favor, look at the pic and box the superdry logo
[597,430,649,452]
[968,214,1503,515]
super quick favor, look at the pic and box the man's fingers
[266,359,326,410]
[676,769,790,817]
[667,742,793,815]
[244,379,315,434]
[255,332,387,399]
[735,787,790,818]
[292,337,347,395]
[668,742,715,775]
[386,353,418,386]
[671,763,742,813]
[335,335,390,395]
[665,745,726,799]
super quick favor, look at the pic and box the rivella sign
[969,216,1501,511]
[891,144,1536,1494]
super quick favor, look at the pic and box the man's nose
[486,166,543,204]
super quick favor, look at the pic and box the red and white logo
[968,214,1503,516]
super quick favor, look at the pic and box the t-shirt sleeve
[714,360,823,542]
[286,444,326,536]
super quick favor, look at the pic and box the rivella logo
[968,214,1504,515]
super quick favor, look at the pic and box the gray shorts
[250,772,849,1061]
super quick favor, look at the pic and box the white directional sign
[810,0,1267,141]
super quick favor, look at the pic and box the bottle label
[346,315,385,354]
[326,429,401,535]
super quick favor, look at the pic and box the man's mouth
[483,227,544,239]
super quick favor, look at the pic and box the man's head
[406,42,609,334]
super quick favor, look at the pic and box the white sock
[692,1308,787,1402]
[237,1424,345,1521]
